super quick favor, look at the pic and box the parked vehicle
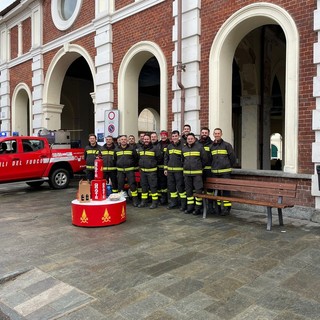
[0,136,85,189]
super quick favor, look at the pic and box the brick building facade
[0,0,320,219]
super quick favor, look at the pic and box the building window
[51,0,82,31]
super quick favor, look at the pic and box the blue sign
[12,132,19,136]
[0,131,7,137]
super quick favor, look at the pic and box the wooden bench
[194,177,297,231]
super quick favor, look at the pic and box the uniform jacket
[182,141,207,175]
[199,136,213,170]
[84,143,102,170]
[157,138,170,169]
[164,140,184,171]
[101,143,116,171]
[138,142,162,171]
[210,139,236,173]
[114,144,138,171]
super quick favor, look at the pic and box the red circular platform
[71,198,126,227]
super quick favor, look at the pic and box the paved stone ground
[0,180,320,320]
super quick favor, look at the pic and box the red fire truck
[0,135,85,189]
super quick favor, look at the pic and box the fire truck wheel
[49,168,70,189]
[26,181,45,188]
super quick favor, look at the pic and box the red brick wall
[22,18,31,54]
[199,0,316,175]
[233,174,314,207]
[9,61,33,126]
[42,0,95,44]
[42,33,95,79]
[112,1,174,131]
[10,25,18,59]
[115,0,135,11]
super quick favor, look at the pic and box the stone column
[172,0,201,133]
[93,18,113,137]
[42,103,64,130]
[312,1,320,208]
[241,96,259,169]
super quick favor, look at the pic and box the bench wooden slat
[204,178,297,191]
[194,194,294,209]
[195,177,297,231]
[203,183,296,198]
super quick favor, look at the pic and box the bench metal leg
[203,198,207,219]
[278,208,284,226]
[266,207,272,231]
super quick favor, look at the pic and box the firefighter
[182,133,207,215]
[114,135,139,207]
[157,130,170,205]
[199,127,215,214]
[210,128,236,215]
[164,130,186,210]
[101,135,118,193]
[180,124,191,146]
[150,132,159,146]
[84,133,101,181]
[138,133,162,209]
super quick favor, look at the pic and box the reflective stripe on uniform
[103,167,117,171]
[183,170,202,174]
[169,149,182,155]
[167,167,183,171]
[86,150,99,154]
[211,150,228,155]
[211,168,232,173]
[139,151,155,156]
[183,151,200,157]
[117,167,135,172]
[140,167,157,172]
[116,150,133,156]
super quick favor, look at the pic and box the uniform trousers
[140,171,158,200]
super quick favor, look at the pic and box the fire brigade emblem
[102,208,111,223]
[80,210,88,223]
[121,205,126,219]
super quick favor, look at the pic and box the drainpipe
[177,0,186,133]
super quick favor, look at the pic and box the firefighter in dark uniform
[180,124,191,146]
[210,127,236,215]
[164,130,186,210]
[182,133,207,215]
[114,135,139,207]
[199,127,215,214]
[84,133,101,181]
[138,133,162,209]
[101,135,118,193]
[157,130,170,205]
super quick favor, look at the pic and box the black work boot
[193,206,202,216]
[167,198,178,209]
[221,207,231,215]
[149,200,158,209]
[185,205,194,214]
[180,198,187,212]
[138,200,148,208]
[160,193,168,205]
[207,200,215,215]
[132,196,139,207]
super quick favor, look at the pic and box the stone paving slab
[0,268,95,320]
[0,181,320,319]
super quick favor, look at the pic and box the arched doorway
[118,41,168,137]
[42,44,95,146]
[210,3,299,173]
[138,57,160,133]
[11,83,32,136]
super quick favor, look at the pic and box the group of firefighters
[84,124,236,216]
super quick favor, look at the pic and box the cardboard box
[77,180,91,202]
